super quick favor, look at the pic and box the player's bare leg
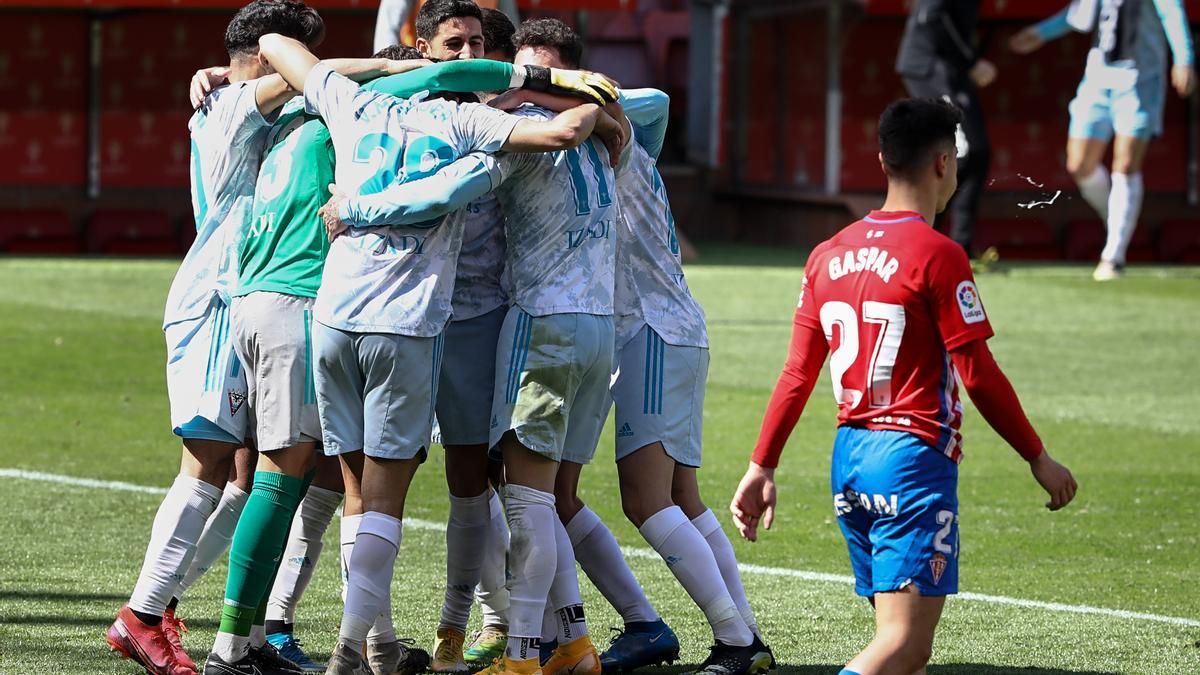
[843,586,944,675]
[204,442,315,672]
[435,444,494,673]
[672,464,766,650]
[1092,134,1151,280]
[109,439,238,675]
[491,435,588,675]
[266,453,343,672]
[333,452,430,675]
[614,446,768,674]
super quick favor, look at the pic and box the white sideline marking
[4,468,1199,629]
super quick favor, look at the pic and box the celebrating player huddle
[104,2,1078,675]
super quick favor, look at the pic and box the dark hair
[877,98,962,180]
[225,0,324,58]
[512,18,582,69]
[415,0,483,41]
[373,44,423,60]
[481,8,516,60]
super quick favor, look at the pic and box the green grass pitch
[0,250,1197,674]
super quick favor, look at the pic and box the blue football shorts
[831,426,960,597]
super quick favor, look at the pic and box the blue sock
[838,670,862,675]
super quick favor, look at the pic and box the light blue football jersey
[1038,0,1193,88]
[613,88,707,349]
[302,64,518,337]
[165,80,273,328]
[494,105,618,317]
[451,192,507,321]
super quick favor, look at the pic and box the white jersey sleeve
[165,80,273,328]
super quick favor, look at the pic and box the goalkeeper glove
[522,65,618,106]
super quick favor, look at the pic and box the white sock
[550,516,588,643]
[343,513,397,646]
[442,490,491,632]
[477,489,510,628]
[176,483,249,599]
[1101,172,1143,265]
[567,506,658,624]
[541,604,557,644]
[504,484,558,659]
[249,624,267,648]
[213,631,249,663]
[692,509,759,639]
[339,513,360,603]
[340,511,402,653]
[266,486,342,623]
[643,507,751,646]
[1076,164,1111,221]
[367,611,397,646]
[129,475,222,616]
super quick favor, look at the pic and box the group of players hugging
[103,1,1082,675]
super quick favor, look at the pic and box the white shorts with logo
[434,304,506,447]
[231,291,321,453]
[611,324,708,467]
[314,321,442,461]
[489,308,613,464]
[165,297,250,445]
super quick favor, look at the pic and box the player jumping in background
[256,29,620,675]
[1010,0,1195,281]
[731,98,1078,675]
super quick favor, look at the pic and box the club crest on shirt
[228,391,246,416]
[929,552,948,585]
[956,281,986,324]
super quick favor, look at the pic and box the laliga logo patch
[228,391,246,416]
[956,281,986,324]
[929,552,948,585]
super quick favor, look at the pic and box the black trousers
[903,61,991,255]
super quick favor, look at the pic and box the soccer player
[255,30,621,675]
[106,3,324,673]
[470,18,628,675]
[602,88,774,674]
[1009,0,1195,280]
[494,70,775,674]
[730,98,1078,675]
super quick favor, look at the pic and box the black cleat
[686,641,773,675]
[204,645,303,675]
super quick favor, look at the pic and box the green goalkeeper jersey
[237,98,333,299]
[236,61,521,299]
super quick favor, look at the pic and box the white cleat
[1092,260,1123,281]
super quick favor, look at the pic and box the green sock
[218,470,305,637]
[246,466,319,634]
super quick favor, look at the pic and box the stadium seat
[1064,219,1155,263]
[585,43,653,89]
[0,210,82,254]
[87,210,178,256]
[643,10,688,85]
[974,218,1060,260]
[1157,219,1200,263]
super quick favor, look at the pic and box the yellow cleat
[433,627,470,673]
[542,636,601,675]
[472,655,542,675]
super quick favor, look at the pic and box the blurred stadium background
[3,0,1200,261]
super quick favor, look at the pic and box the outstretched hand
[730,462,777,542]
[1172,64,1195,97]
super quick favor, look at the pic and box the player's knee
[1110,156,1140,175]
[1067,155,1097,181]
[874,628,934,670]
[554,490,584,524]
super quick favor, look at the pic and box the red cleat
[162,607,198,671]
[106,605,194,675]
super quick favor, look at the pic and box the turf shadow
[632,666,1118,675]
[0,612,220,631]
[0,590,129,603]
